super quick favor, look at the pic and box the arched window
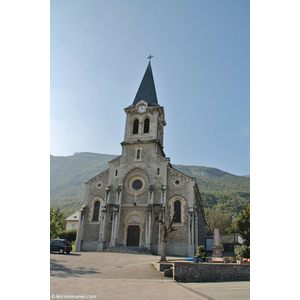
[143,118,150,133]
[174,200,181,223]
[133,119,139,134]
[93,201,100,222]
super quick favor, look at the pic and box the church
[75,60,206,256]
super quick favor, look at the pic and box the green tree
[234,245,250,258]
[50,207,65,239]
[205,209,232,234]
[237,202,250,246]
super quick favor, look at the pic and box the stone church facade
[75,62,206,256]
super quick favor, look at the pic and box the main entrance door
[127,225,140,247]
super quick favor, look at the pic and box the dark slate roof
[127,62,158,108]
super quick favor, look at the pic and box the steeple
[131,62,158,107]
[122,60,166,155]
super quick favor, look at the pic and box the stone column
[145,185,154,249]
[97,186,110,251]
[161,185,166,205]
[110,204,121,247]
[97,206,107,251]
[145,211,151,249]
[188,207,195,256]
[74,204,86,251]
[113,185,122,246]
[105,185,111,204]
[145,202,153,250]
[148,184,154,204]
[194,208,199,248]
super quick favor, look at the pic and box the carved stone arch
[89,196,105,224]
[141,113,154,123]
[168,195,187,226]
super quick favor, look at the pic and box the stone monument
[212,228,223,258]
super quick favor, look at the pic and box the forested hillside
[50,152,250,218]
[50,153,118,216]
[173,165,250,216]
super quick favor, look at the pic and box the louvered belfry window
[143,118,150,133]
[133,119,139,134]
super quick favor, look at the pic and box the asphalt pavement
[50,252,250,300]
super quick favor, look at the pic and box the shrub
[57,229,77,242]
[195,245,207,260]
[234,245,250,258]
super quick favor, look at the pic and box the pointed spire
[132,62,158,106]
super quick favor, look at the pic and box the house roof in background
[65,211,80,221]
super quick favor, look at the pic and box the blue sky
[50,0,250,175]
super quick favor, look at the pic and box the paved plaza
[50,252,250,300]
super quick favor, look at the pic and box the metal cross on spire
[147,54,154,63]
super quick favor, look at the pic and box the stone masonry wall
[81,170,109,244]
[174,262,250,282]
[166,167,191,246]
[165,243,190,257]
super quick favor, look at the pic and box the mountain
[50,152,118,216]
[50,152,250,217]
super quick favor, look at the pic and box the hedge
[57,229,77,242]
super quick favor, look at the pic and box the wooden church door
[127,225,140,247]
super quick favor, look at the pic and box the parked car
[50,239,72,254]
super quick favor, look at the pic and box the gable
[168,165,195,182]
[85,168,109,184]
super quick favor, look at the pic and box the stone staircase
[104,246,152,254]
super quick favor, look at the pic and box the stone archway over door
[127,226,140,246]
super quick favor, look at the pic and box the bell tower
[122,61,166,156]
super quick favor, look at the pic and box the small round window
[175,180,180,186]
[132,179,143,190]
[97,182,102,189]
